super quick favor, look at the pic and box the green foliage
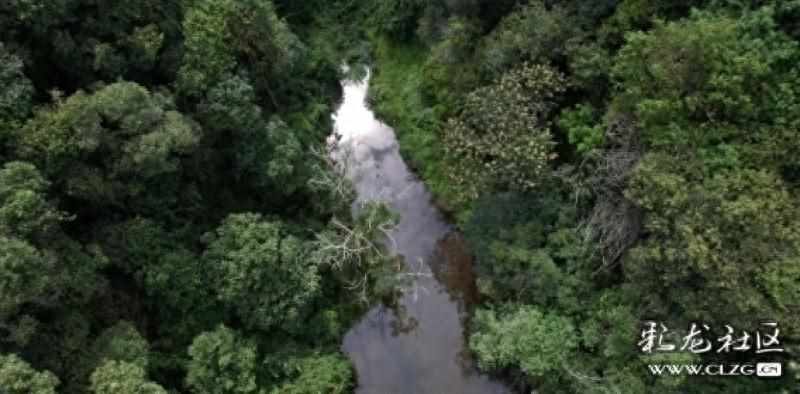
[463,191,578,304]
[0,236,56,318]
[268,353,353,394]
[626,157,800,326]
[178,0,304,104]
[368,38,462,209]
[422,17,482,111]
[363,0,425,41]
[0,44,34,124]
[89,360,166,394]
[478,1,578,78]
[100,218,209,315]
[204,214,320,331]
[18,82,201,209]
[470,305,578,377]
[199,75,309,196]
[0,354,60,394]
[3,0,800,392]
[0,161,67,241]
[90,322,150,370]
[186,325,259,394]
[608,7,800,335]
[443,63,565,201]
[612,9,800,155]
[2,0,181,88]
[0,2,384,393]
[559,104,605,154]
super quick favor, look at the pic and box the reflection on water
[332,73,509,394]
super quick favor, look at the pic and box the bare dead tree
[584,113,644,271]
[310,208,398,271]
[307,140,357,203]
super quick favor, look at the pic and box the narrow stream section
[332,73,510,394]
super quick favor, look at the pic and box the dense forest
[0,0,798,393]
[0,1,398,393]
[360,0,800,392]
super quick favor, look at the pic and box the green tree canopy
[626,158,800,327]
[0,353,60,394]
[0,43,34,127]
[470,305,578,378]
[0,236,56,318]
[178,0,304,105]
[186,325,260,394]
[204,214,320,331]
[612,9,800,170]
[17,82,201,210]
[0,161,67,242]
[89,360,166,394]
[268,353,353,394]
[442,63,565,201]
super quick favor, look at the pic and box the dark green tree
[17,82,201,214]
[186,325,260,394]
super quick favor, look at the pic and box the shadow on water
[332,72,510,394]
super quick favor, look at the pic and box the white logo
[756,363,782,377]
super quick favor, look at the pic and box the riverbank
[366,36,470,222]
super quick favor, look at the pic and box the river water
[332,73,510,394]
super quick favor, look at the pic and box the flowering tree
[442,63,565,201]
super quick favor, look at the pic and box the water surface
[332,73,510,394]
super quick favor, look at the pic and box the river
[331,72,510,394]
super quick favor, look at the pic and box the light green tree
[268,353,353,394]
[0,354,60,394]
[89,360,166,394]
[470,305,577,377]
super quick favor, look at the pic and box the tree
[462,191,577,304]
[0,43,34,125]
[478,1,578,78]
[89,360,166,394]
[609,7,800,329]
[625,158,800,327]
[558,104,604,154]
[310,202,400,304]
[204,214,320,331]
[268,353,353,394]
[442,63,565,201]
[100,218,208,312]
[0,161,67,242]
[611,8,800,167]
[178,0,304,105]
[90,321,150,370]
[0,353,60,394]
[0,236,57,318]
[1,0,181,89]
[186,325,260,394]
[366,0,425,41]
[470,305,577,378]
[17,82,201,211]
[199,76,306,196]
